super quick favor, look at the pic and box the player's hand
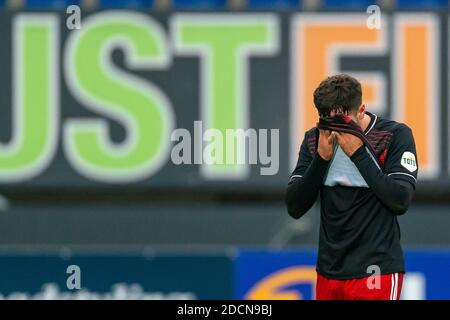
[334,132,363,157]
[317,129,335,161]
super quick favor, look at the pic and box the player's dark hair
[313,74,362,118]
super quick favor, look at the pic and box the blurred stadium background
[0,0,449,299]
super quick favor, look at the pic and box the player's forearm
[285,155,330,219]
[350,147,414,215]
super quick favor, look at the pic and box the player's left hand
[334,132,363,157]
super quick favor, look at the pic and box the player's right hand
[317,129,335,161]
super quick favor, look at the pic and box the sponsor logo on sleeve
[401,152,417,172]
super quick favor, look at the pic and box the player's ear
[358,104,366,120]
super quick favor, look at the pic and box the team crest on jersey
[401,152,417,172]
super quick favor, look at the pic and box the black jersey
[286,112,418,279]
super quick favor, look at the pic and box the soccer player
[285,74,418,300]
